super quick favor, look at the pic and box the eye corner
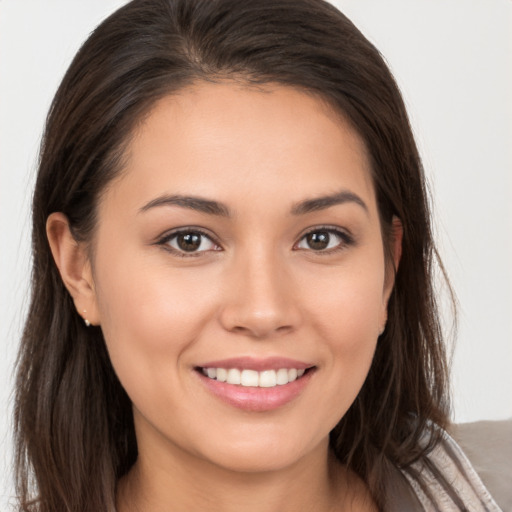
[155,227,223,257]
[294,226,355,254]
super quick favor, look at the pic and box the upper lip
[197,356,314,372]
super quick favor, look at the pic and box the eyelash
[294,226,355,254]
[156,228,221,258]
[156,226,354,257]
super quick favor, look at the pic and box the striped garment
[396,429,504,511]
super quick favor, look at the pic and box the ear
[46,212,100,326]
[380,216,403,332]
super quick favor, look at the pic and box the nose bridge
[219,242,298,338]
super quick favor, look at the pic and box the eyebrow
[291,190,368,215]
[139,194,230,217]
[139,189,368,217]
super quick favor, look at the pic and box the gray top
[385,420,511,511]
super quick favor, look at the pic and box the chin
[206,449,304,474]
[194,431,327,474]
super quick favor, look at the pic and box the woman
[13,0,503,510]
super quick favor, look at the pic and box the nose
[218,249,301,339]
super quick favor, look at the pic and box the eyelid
[294,225,355,252]
[155,226,222,256]
[154,224,354,256]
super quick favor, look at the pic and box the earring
[83,310,91,327]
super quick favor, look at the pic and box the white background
[1,0,511,506]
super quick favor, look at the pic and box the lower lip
[197,369,315,412]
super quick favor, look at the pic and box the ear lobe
[46,212,100,326]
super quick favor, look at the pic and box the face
[88,82,395,473]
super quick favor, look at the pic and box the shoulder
[389,421,510,511]
[450,419,512,512]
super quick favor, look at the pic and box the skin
[48,82,401,511]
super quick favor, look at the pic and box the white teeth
[276,368,289,385]
[259,370,277,387]
[241,369,259,387]
[288,368,298,382]
[227,368,241,385]
[201,366,309,387]
[216,368,228,382]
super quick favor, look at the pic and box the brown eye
[296,228,351,252]
[305,231,331,250]
[166,231,218,254]
[177,233,202,251]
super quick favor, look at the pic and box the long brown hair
[14,0,451,510]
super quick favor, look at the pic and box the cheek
[306,262,387,341]
[92,259,222,428]
[303,262,386,401]
[93,252,220,375]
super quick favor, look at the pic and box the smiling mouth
[197,367,312,388]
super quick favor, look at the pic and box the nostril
[218,282,301,338]
[229,322,294,339]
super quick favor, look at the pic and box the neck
[117,439,372,512]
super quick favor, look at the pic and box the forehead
[102,82,376,217]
